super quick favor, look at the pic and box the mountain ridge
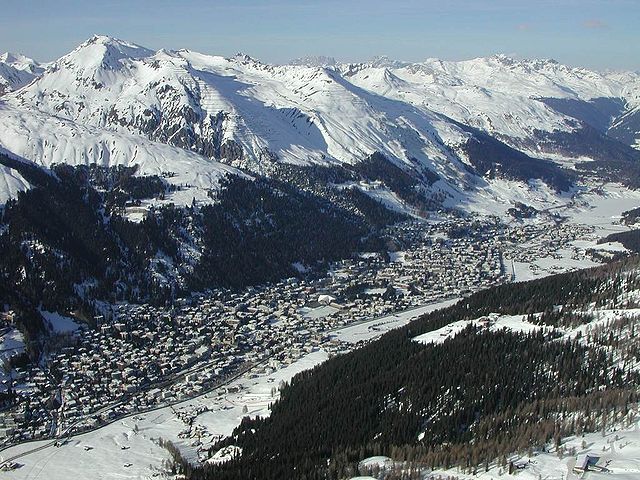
[1,35,639,215]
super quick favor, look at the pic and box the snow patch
[39,310,81,333]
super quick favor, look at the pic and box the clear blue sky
[1,0,638,70]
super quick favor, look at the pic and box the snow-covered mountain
[289,55,337,67]
[1,35,639,212]
[0,103,242,205]
[7,35,468,173]
[610,103,640,149]
[0,52,43,95]
[340,54,640,156]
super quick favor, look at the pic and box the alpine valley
[1,35,640,480]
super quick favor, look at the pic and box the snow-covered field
[334,298,459,345]
[567,185,640,229]
[39,310,81,334]
[413,313,543,346]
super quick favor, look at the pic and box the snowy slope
[9,36,639,173]
[610,104,640,149]
[2,35,639,210]
[7,36,474,176]
[0,162,30,205]
[0,52,44,75]
[0,52,43,95]
[341,55,640,153]
[0,103,244,206]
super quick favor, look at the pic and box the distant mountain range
[1,35,639,212]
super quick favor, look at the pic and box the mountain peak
[0,52,42,94]
[368,55,407,69]
[82,34,143,49]
[49,34,154,77]
[231,52,262,65]
[485,53,563,70]
[0,52,41,71]
[0,52,24,64]
[289,55,337,67]
[70,34,153,63]
[488,53,518,65]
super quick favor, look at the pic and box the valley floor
[0,300,459,479]
[1,182,640,479]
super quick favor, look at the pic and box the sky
[0,0,638,71]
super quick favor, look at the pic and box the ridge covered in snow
[340,54,640,146]
[0,51,43,95]
[0,103,244,206]
[1,35,639,210]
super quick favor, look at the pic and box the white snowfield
[413,306,640,347]
[413,314,544,346]
[445,177,572,217]
[0,103,245,206]
[333,298,460,344]
[39,310,81,334]
[0,161,30,205]
[1,35,638,210]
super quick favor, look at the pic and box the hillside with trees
[0,157,402,359]
[183,257,640,480]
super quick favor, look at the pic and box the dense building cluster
[0,215,600,445]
